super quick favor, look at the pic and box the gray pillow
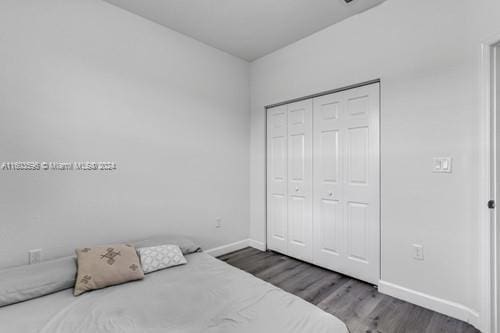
[132,235,201,255]
[0,256,76,307]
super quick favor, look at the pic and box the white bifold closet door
[267,82,379,285]
[287,100,313,262]
[267,100,313,261]
[267,105,288,254]
[312,83,380,284]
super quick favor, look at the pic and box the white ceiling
[104,0,386,61]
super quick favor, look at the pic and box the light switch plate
[432,157,452,173]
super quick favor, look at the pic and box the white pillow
[137,244,187,274]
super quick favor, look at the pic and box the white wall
[0,0,250,268]
[250,0,500,326]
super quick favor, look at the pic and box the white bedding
[0,252,348,333]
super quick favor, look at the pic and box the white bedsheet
[0,252,348,333]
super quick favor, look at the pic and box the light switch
[432,157,452,173]
[433,159,442,171]
[442,159,449,170]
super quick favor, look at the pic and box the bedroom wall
[0,0,250,268]
[249,0,500,327]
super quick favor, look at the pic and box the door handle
[328,191,333,197]
[488,200,496,209]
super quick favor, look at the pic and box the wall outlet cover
[29,249,42,264]
[412,244,424,260]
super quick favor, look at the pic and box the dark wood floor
[219,247,479,333]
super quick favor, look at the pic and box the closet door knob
[295,187,299,192]
[328,191,333,197]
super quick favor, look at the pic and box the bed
[0,248,348,332]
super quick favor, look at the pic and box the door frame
[264,79,381,280]
[479,35,500,333]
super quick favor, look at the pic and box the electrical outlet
[29,249,42,264]
[412,244,424,261]
[215,217,222,228]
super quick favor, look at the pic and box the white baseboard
[205,239,267,257]
[248,239,266,251]
[204,239,250,257]
[378,280,479,329]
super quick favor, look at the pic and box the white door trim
[479,34,500,333]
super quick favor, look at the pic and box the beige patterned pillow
[74,244,144,296]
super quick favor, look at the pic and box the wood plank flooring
[218,248,479,333]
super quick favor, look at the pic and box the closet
[266,82,380,284]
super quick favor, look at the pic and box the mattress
[0,252,348,333]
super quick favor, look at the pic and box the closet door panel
[313,93,345,269]
[289,133,305,184]
[267,106,288,253]
[342,84,380,284]
[287,100,313,262]
[269,194,287,244]
[346,202,369,262]
[318,198,342,255]
[289,196,306,247]
[347,126,369,185]
[313,83,379,285]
